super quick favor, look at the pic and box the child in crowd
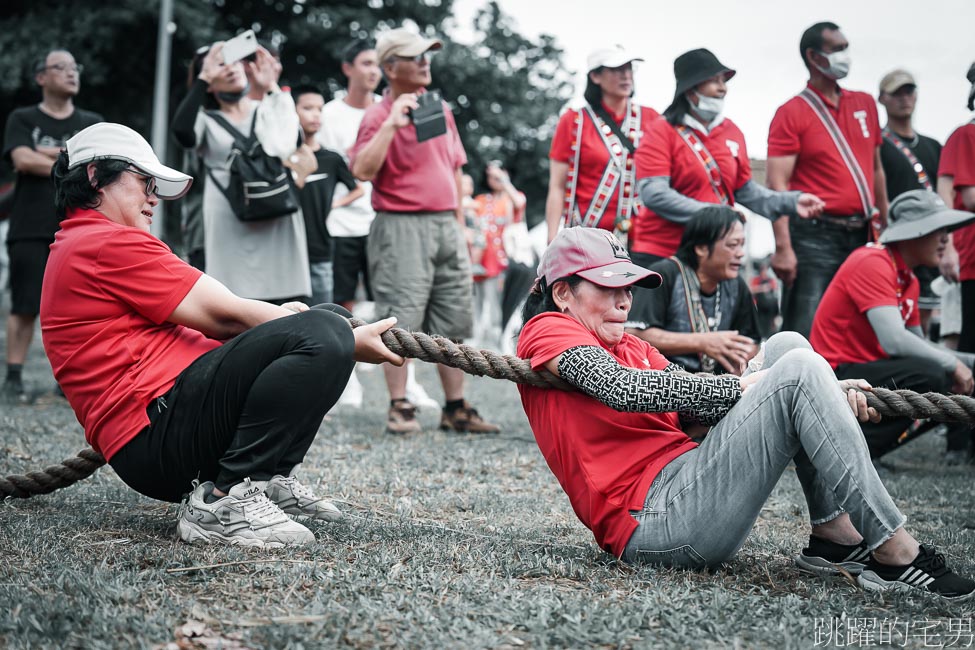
[291,85,363,305]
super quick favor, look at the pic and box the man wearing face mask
[631,49,823,268]
[768,22,889,338]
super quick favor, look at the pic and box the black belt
[800,214,868,231]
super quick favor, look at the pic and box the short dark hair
[799,21,840,70]
[522,275,584,323]
[291,84,326,104]
[52,150,128,220]
[675,206,745,270]
[342,39,375,65]
[34,49,72,74]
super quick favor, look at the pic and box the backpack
[205,110,298,222]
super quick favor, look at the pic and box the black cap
[672,48,736,100]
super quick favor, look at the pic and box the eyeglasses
[43,63,83,74]
[123,169,157,198]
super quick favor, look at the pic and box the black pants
[959,280,975,353]
[781,218,868,338]
[110,306,355,502]
[834,356,972,458]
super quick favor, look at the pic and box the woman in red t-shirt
[544,45,659,243]
[44,123,402,550]
[515,226,973,600]
[631,48,824,267]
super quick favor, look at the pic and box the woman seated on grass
[515,226,974,601]
[42,122,402,549]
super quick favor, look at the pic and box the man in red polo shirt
[767,22,889,337]
[350,27,498,435]
[810,191,975,463]
[938,62,975,354]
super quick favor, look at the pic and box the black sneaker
[795,535,870,577]
[858,545,975,602]
[0,379,30,405]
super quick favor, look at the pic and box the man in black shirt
[2,49,102,402]
[878,69,942,334]
[291,85,362,306]
[625,206,760,375]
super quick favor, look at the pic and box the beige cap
[879,69,916,95]
[376,28,443,63]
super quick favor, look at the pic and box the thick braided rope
[3,320,974,500]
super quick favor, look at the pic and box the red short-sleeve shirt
[938,123,975,280]
[767,84,881,216]
[40,209,221,460]
[516,312,697,557]
[349,88,468,213]
[630,117,752,257]
[809,245,920,369]
[550,104,660,232]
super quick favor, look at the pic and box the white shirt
[316,95,380,237]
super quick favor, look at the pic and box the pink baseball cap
[537,227,662,290]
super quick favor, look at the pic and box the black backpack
[205,110,298,222]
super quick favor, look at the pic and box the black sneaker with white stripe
[796,535,870,576]
[858,545,975,602]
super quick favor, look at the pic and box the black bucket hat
[672,48,736,100]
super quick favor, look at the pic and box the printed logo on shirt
[725,140,740,158]
[853,110,870,138]
[901,298,915,323]
[304,173,330,184]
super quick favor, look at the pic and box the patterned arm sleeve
[557,346,741,425]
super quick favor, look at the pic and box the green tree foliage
[0,0,571,226]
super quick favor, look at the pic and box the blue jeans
[622,333,906,567]
[309,261,334,307]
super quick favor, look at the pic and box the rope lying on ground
[2,318,973,500]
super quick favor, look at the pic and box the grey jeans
[621,332,907,567]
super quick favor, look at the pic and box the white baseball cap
[66,123,192,200]
[587,45,643,72]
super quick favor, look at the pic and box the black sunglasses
[123,169,157,197]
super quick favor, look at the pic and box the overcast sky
[451,0,975,158]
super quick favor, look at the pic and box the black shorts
[7,239,51,316]
[332,235,372,303]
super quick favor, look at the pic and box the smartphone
[222,30,257,65]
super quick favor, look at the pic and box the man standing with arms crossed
[767,22,888,337]
[350,28,498,435]
[2,49,101,402]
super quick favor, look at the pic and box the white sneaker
[177,478,315,548]
[405,363,440,409]
[265,467,343,522]
[336,368,363,408]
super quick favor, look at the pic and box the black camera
[408,90,448,143]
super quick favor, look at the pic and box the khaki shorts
[368,212,473,339]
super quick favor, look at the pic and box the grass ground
[1,320,974,649]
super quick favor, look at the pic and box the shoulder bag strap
[882,127,933,191]
[798,88,874,217]
[674,125,730,205]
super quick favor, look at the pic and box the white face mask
[691,92,724,123]
[814,49,851,80]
